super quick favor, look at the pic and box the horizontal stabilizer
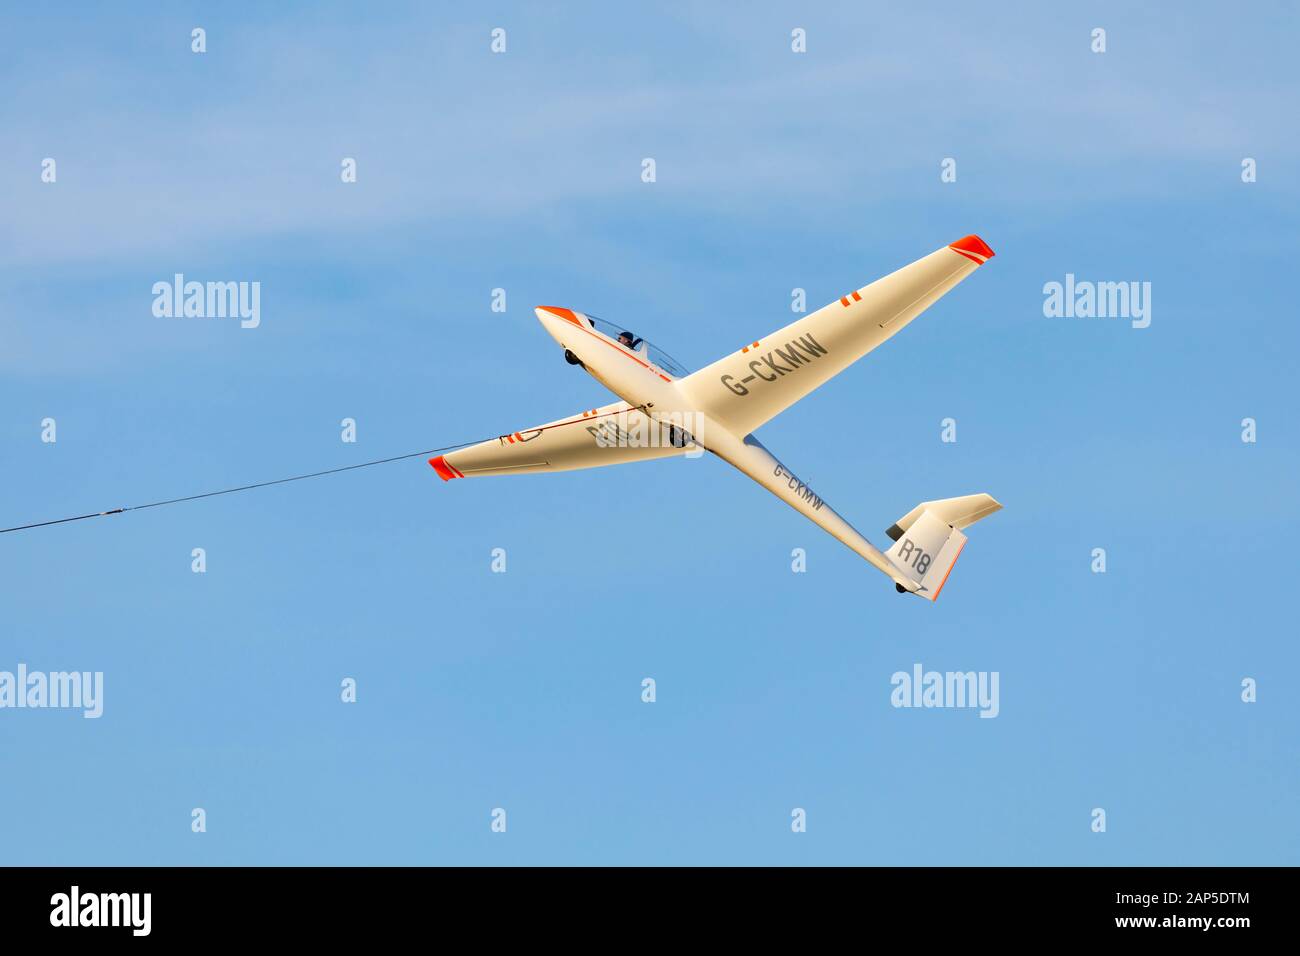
[885,493,1002,542]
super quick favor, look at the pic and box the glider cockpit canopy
[582,313,690,379]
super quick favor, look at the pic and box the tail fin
[884,494,1001,601]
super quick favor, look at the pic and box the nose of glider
[535,305,583,346]
[535,305,581,325]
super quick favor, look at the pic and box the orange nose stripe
[948,234,995,261]
[538,306,583,326]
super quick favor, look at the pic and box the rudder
[884,494,1001,601]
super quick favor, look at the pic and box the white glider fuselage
[533,307,911,590]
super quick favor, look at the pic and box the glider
[431,236,1003,601]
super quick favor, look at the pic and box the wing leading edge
[430,400,692,480]
[677,236,995,436]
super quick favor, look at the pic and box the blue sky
[2,2,1297,864]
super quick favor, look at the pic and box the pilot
[618,331,642,350]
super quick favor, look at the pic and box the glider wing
[678,236,995,436]
[430,400,693,480]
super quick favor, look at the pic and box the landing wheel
[564,349,584,367]
[895,583,908,594]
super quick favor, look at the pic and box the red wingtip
[429,455,461,481]
[948,234,995,264]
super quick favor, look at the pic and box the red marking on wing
[947,234,995,263]
[429,455,462,481]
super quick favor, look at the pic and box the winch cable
[0,437,488,536]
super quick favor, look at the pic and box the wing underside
[430,401,689,479]
[678,236,994,436]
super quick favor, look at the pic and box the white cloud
[4,5,1294,268]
